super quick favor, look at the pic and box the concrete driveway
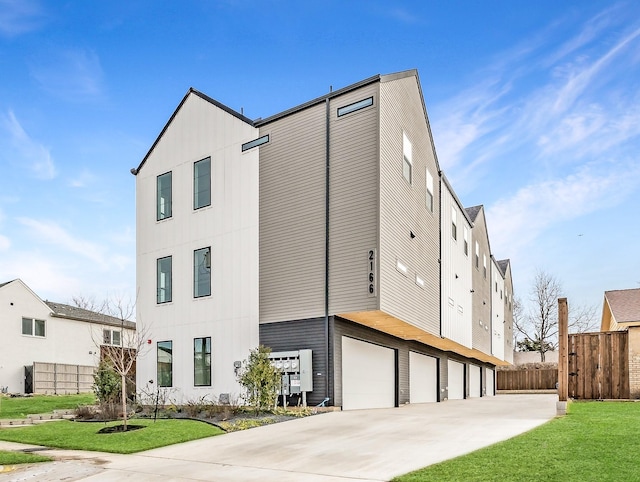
[1,394,557,481]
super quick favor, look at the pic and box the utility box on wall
[268,349,313,405]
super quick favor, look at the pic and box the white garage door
[486,368,495,396]
[342,336,395,410]
[447,360,465,400]
[469,365,481,398]
[409,352,438,403]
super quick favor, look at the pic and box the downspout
[324,95,331,401]
[438,171,443,339]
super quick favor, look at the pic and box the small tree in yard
[74,294,150,430]
[93,359,120,419]
[237,345,280,415]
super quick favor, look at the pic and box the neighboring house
[0,279,136,394]
[498,259,515,364]
[600,288,640,398]
[133,69,514,410]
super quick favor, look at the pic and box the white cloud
[68,169,97,188]
[2,110,56,179]
[0,0,45,37]
[29,48,106,101]
[16,217,109,269]
[486,161,640,255]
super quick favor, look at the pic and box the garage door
[469,365,481,398]
[447,360,465,400]
[409,352,438,403]
[486,368,495,396]
[342,336,395,410]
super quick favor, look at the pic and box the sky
[1,0,639,318]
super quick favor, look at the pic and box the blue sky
[1,0,639,316]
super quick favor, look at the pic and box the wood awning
[338,310,509,366]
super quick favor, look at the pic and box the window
[157,256,172,303]
[157,172,172,220]
[396,259,408,276]
[194,158,211,210]
[451,207,457,240]
[337,97,373,117]
[463,226,469,256]
[483,255,487,279]
[242,134,270,151]
[426,169,434,212]
[475,242,479,269]
[22,317,45,337]
[157,341,173,387]
[103,329,121,346]
[402,132,412,183]
[194,337,211,386]
[415,274,425,289]
[194,247,211,298]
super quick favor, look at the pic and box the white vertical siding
[135,93,259,402]
[491,258,505,360]
[440,182,472,348]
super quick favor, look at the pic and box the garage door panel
[342,337,395,410]
[469,365,481,398]
[448,360,465,400]
[409,352,437,403]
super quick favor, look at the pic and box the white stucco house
[0,279,136,394]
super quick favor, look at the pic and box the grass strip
[0,450,51,465]
[0,419,223,454]
[0,394,96,419]
[394,401,640,482]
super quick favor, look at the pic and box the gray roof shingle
[45,301,136,330]
[605,288,640,324]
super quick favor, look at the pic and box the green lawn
[0,394,96,419]
[0,450,51,465]
[394,401,640,482]
[0,418,223,454]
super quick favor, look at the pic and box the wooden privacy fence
[568,331,629,400]
[29,362,95,395]
[497,369,558,390]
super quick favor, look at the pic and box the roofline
[133,88,254,175]
[49,312,136,330]
[441,172,473,225]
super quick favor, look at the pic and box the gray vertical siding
[258,104,326,323]
[328,84,381,314]
[470,207,493,354]
[378,76,440,335]
[259,318,329,406]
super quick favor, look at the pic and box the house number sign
[367,248,377,297]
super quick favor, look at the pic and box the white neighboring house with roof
[0,279,136,394]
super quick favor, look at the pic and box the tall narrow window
[402,132,412,183]
[463,226,469,256]
[157,256,172,303]
[426,169,434,212]
[194,337,211,386]
[194,157,211,210]
[451,207,457,240]
[483,254,487,279]
[157,341,173,387]
[194,247,211,298]
[475,242,480,269]
[157,172,172,220]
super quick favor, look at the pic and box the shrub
[237,345,280,415]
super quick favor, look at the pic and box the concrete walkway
[0,394,558,481]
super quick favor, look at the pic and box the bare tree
[74,294,149,430]
[70,294,107,313]
[514,270,598,362]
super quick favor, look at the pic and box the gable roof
[45,301,136,330]
[134,69,443,175]
[604,289,640,324]
[0,279,16,289]
[465,205,482,223]
[497,259,510,276]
